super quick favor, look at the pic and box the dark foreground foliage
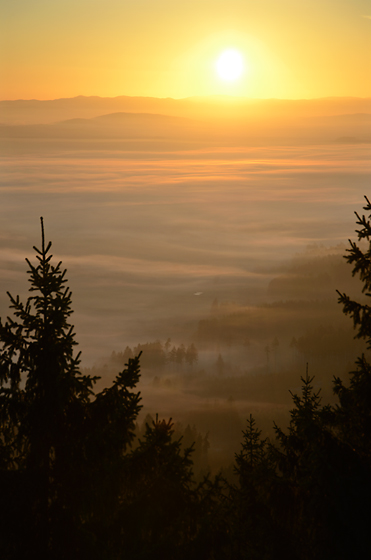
[1,200,371,559]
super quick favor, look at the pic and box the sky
[1,0,371,100]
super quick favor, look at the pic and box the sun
[216,49,244,81]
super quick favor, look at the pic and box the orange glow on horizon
[0,1,370,100]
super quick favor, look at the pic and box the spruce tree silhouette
[118,415,197,559]
[230,199,371,560]
[0,219,142,559]
[0,218,96,557]
[233,415,279,560]
[335,195,371,461]
[329,196,371,556]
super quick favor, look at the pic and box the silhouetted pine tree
[80,351,142,559]
[232,415,290,560]
[0,219,142,559]
[0,219,97,557]
[269,367,368,559]
[231,198,371,560]
[269,369,330,557]
[117,415,198,559]
[328,196,371,555]
[335,196,371,462]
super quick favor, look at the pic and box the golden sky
[1,0,370,100]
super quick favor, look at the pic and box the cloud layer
[0,138,370,363]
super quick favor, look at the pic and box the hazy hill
[1,107,370,146]
[0,112,197,140]
[1,94,371,125]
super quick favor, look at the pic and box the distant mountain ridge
[0,111,199,140]
[1,108,370,145]
[1,101,370,146]
[1,94,371,126]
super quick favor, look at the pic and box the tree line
[108,340,198,370]
[1,199,371,558]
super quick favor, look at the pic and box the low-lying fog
[1,96,370,473]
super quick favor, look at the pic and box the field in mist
[1,95,370,471]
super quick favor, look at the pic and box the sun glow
[216,49,244,81]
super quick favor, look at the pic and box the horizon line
[1,94,371,104]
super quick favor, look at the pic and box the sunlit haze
[1,0,371,99]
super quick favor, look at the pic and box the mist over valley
[1,95,370,470]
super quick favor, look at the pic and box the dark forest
[1,199,371,559]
